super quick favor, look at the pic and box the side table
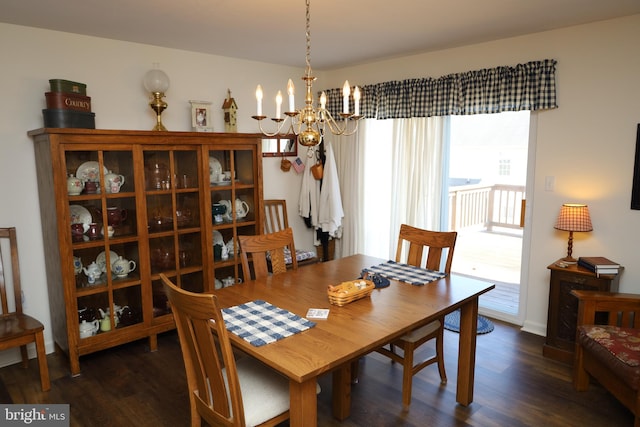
[544,259,622,365]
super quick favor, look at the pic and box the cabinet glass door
[144,148,204,318]
[208,146,258,286]
[65,148,142,340]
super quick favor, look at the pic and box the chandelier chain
[305,0,312,75]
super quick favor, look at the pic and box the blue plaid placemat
[222,300,316,347]
[363,260,447,286]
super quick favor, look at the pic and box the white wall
[0,23,314,362]
[263,157,316,247]
[323,15,640,335]
[1,14,639,364]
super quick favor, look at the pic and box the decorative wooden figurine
[222,89,238,132]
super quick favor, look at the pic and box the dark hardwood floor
[0,319,632,426]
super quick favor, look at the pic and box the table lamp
[554,203,593,263]
[143,65,170,131]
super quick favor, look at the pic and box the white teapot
[79,319,99,338]
[112,256,136,278]
[218,199,249,220]
[104,170,125,194]
[83,261,102,284]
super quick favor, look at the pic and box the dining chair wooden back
[161,274,290,427]
[238,228,298,280]
[395,224,457,274]
[376,224,457,408]
[264,199,317,266]
[263,199,289,234]
[0,227,50,391]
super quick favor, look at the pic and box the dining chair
[263,200,289,236]
[161,274,290,427]
[376,224,457,408]
[0,227,50,391]
[263,199,317,266]
[238,227,298,280]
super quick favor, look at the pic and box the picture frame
[631,124,640,210]
[189,100,214,132]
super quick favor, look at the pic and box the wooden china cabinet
[29,128,264,375]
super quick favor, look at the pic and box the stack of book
[577,256,621,276]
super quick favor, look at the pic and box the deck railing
[449,183,525,231]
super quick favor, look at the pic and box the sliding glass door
[446,111,530,323]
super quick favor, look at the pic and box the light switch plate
[545,176,555,191]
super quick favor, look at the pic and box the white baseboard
[0,339,56,369]
[521,320,546,337]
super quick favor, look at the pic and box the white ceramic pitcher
[235,198,249,218]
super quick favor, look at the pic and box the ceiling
[2,0,639,70]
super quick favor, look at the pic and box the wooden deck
[452,228,522,315]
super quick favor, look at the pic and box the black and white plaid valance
[321,59,557,119]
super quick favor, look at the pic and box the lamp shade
[554,203,593,232]
[143,68,170,93]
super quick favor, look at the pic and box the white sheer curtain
[332,117,445,260]
[329,129,365,258]
[388,117,445,255]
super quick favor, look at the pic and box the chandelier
[252,0,362,147]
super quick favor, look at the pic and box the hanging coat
[298,147,320,228]
[318,139,344,238]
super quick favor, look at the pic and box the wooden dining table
[213,254,495,427]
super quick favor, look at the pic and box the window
[499,159,511,177]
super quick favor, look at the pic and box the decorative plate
[69,205,92,225]
[76,161,108,182]
[96,250,118,273]
[209,157,222,184]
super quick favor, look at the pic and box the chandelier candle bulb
[255,85,263,116]
[275,91,283,119]
[287,79,295,112]
[342,80,350,114]
[354,86,361,116]
[320,92,327,109]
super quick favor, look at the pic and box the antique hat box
[42,109,95,129]
[49,79,87,95]
[45,92,92,112]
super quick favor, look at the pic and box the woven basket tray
[327,279,375,306]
